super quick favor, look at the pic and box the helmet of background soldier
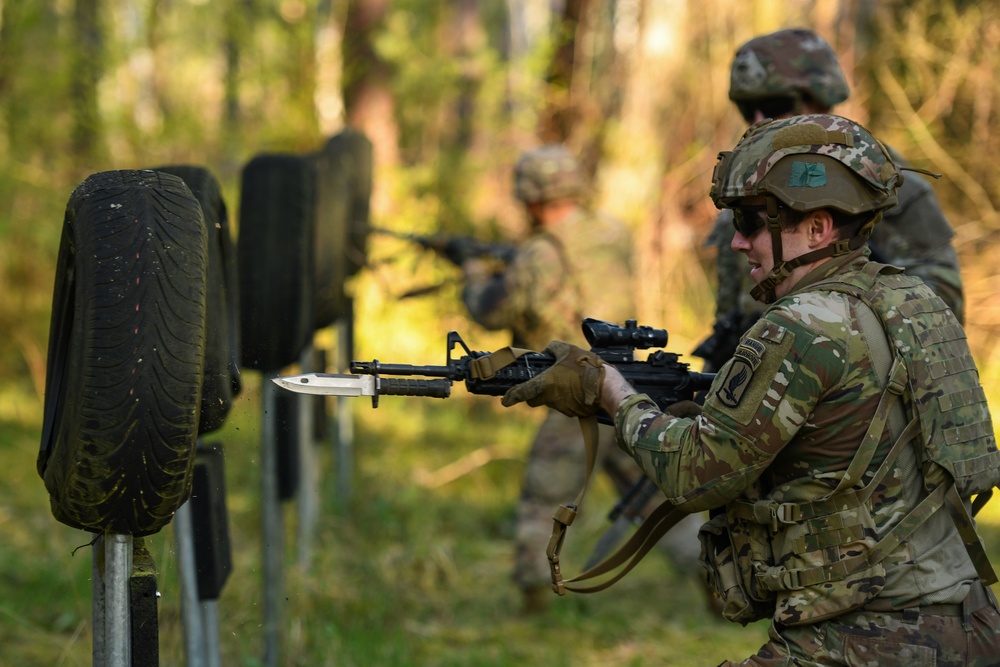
[513,144,587,204]
[710,114,902,215]
[729,28,850,115]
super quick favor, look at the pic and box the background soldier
[699,28,964,372]
[460,144,702,612]
[501,114,1000,665]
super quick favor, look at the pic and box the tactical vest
[707,261,1000,626]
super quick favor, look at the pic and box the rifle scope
[582,318,668,350]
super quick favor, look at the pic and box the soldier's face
[730,199,815,298]
[738,97,827,125]
[730,215,773,286]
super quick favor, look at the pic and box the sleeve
[461,238,562,333]
[614,310,847,512]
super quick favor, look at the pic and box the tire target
[237,153,316,372]
[38,170,209,536]
[313,130,373,329]
[153,165,242,434]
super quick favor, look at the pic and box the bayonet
[273,371,451,407]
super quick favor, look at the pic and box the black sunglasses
[735,96,799,123]
[731,205,770,237]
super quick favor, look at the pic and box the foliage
[3,0,1000,664]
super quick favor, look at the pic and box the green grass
[8,371,1000,665]
[3,240,993,664]
[1,373,775,666]
[11,373,1000,667]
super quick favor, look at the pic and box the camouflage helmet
[729,29,850,110]
[710,114,902,215]
[513,144,587,203]
[710,114,903,304]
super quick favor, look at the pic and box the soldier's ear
[804,209,836,246]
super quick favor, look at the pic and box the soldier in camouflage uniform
[699,28,963,372]
[461,145,702,612]
[501,115,1000,665]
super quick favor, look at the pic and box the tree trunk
[538,0,589,144]
[342,0,399,170]
[71,0,104,166]
[279,0,319,147]
[222,0,253,168]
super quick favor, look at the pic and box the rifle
[275,318,715,594]
[274,318,715,425]
[372,227,518,267]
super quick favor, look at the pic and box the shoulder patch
[756,320,787,343]
[717,336,765,408]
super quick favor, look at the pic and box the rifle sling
[474,344,692,596]
[545,416,690,595]
[467,346,534,380]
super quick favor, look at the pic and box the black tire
[38,170,209,536]
[237,154,315,372]
[313,130,373,329]
[153,165,242,434]
[312,347,329,441]
[190,441,232,600]
[274,390,301,501]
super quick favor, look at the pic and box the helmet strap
[750,198,785,303]
[749,209,882,304]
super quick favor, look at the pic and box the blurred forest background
[3,0,1000,665]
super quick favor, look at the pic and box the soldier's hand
[500,341,605,417]
[443,237,489,266]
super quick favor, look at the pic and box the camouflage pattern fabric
[710,115,901,212]
[513,144,588,204]
[613,251,998,658]
[463,208,634,352]
[729,28,850,109]
[463,206,676,591]
[719,594,1000,666]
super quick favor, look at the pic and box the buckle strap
[468,346,533,379]
[729,499,800,531]
[544,416,695,596]
[546,415,598,595]
[755,483,950,593]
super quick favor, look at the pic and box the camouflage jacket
[707,147,965,324]
[615,250,992,623]
[461,208,635,351]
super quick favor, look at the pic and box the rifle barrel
[351,360,457,379]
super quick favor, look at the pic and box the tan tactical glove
[500,341,605,417]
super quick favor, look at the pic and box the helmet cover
[729,29,850,109]
[514,144,587,203]
[710,114,902,215]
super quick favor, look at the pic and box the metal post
[93,533,132,667]
[92,536,106,666]
[297,344,318,570]
[200,600,223,667]
[335,311,355,505]
[175,500,207,667]
[262,377,283,667]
